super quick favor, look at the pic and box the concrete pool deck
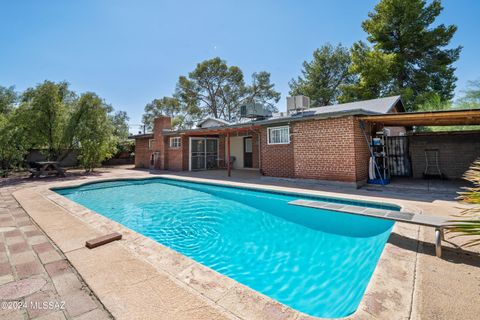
[2,166,480,319]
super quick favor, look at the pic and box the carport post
[435,227,443,258]
[227,132,231,177]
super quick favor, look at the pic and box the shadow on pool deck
[388,232,480,267]
[148,168,468,203]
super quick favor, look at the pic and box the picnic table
[28,161,66,178]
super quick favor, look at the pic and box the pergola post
[227,131,231,177]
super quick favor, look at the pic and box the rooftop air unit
[240,103,272,119]
[287,95,311,112]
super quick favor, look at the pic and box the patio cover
[358,109,480,126]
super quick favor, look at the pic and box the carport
[358,109,480,187]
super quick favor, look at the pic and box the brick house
[131,96,405,187]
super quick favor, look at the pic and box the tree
[69,93,117,172]
[142,97,184,130]
[245,72,281,112]
[353,0,461,110]
[339,42,396,103]
[457,80,480,110]
[110,111,130,140]
[290,44,353,106]
[173,57,280,123]
[0,86,17,115]
[0,109,30,175]
[20,81,76,160]
[175,57,246,122]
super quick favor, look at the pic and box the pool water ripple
[56,178,394,318]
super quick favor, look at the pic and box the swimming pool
[55,178,396,318]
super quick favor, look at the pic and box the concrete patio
[1,165,479,320]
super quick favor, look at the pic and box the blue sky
[1,0,479,130]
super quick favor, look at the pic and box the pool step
[288,199,448,258]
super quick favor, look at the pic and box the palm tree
[446,159,480,247]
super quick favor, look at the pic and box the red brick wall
[260,126,295,177]
[134,138,152,168]
[152,117,171,169]
[291,117,357,182]
[259,117,369,184]
[166,136,184,171]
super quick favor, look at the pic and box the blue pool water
[55,178,395,318]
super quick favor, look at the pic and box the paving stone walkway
[0,181,112,320]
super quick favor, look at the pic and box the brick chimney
[152,116,172,169]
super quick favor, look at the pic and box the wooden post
[227,132,231,177]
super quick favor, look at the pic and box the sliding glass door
[190,138,218,170]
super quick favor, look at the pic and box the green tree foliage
[344,0,461,110]
[245,72,281,111]
[0,81,130,174]
[338,42,396,103]
[110,111,130,140]
[142,97,184,130]
[290,43,353,106]
[0,109,31,175]
[20,81,76,160]
[69,93,117,172]
[457,80,480,110]
[172,57,280,124]
[0,86,17,115]
[414,80,480,132]
[0,86,28,174]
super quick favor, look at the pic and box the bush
[446,159,480,247]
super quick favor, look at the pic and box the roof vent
[287,95,310,112]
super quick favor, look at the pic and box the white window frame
[169,137,182,149]
[148,139,155,150]
[267,126,290,145]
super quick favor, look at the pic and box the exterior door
[150,152,159,169]
[386,136,412,176]
[191,139,206,170]
[206,139,218,169]
[243,137,253,168]
[190,138,218,170]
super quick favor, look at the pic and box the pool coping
[13,173,422,320]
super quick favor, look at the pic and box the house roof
[306,95,402,116]
[131,95,404,137]
[128,133,153,139]
[196,117,232,128]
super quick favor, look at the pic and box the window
[267,126,290,144]
[170,137,182,148]
[148,139,155,149]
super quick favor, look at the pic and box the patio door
[190,138,218,170]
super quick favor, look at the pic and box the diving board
[288,199,448,257]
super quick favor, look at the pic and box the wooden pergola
[182,125,262,177]
[358,109,480,126]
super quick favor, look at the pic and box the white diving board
[288,199,449,257]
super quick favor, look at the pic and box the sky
[1,0,479,131]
